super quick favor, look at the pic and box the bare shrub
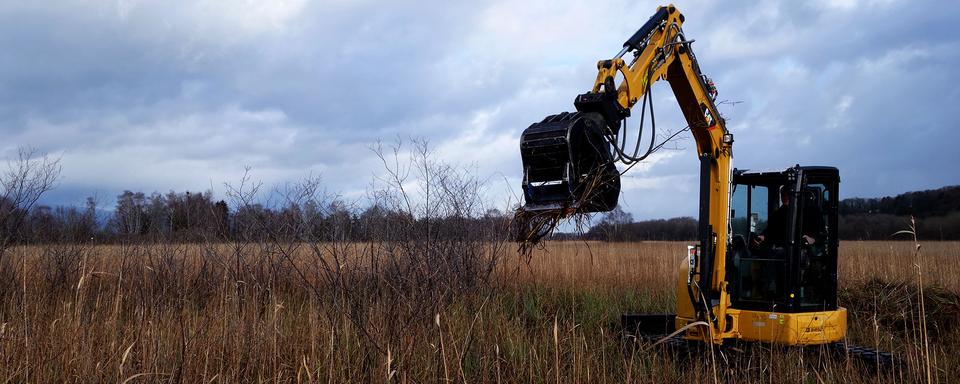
[337,139,510,370]
[216,138,511,376]
[0,147,61,298]
[39,243,88,295]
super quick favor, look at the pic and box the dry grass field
[1,240,958,382]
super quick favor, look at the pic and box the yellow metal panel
[732,308,847,345]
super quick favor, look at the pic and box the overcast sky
[2,0,958,219]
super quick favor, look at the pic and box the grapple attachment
[520,112,620,212]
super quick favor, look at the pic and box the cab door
[728,181,788,309]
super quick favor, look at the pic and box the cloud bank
[2,0,958,219]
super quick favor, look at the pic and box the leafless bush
[216,139,511,375]
[0,147,61,297]
[347,138,510,369]
[0,148,61,246]
[39,243,88,295]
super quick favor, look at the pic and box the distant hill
[840,185,960,217]
[839,185,960,240]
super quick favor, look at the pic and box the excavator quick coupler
[520,111,620,213]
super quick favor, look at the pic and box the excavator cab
[728,166,840,314]
[629,166,846,346]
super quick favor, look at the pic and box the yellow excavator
[519,4,869,352]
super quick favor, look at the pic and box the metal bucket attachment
[520,112,620,212]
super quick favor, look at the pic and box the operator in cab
[753,185,821,248]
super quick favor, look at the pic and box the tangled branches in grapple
[512,207,571,256]
[511,164,618,257]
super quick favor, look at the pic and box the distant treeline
[585,210,698,241]
[584,185,960,241]
[4,185,959,245]
[9,191,229,243]
[581,212,960,242]
[840,185,960,217]
[2,190,511,245]
[839,185,960,240]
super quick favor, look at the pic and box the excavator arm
[519,4,735,341]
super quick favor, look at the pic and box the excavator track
[829,342,898,369]
[632,333,899,371]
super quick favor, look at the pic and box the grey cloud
[1,0,957,221]
[608,0,960,217]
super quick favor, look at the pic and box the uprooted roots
[512,207,579,256]
[511,165,617,257]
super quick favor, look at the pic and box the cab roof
[734,166,840,183]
